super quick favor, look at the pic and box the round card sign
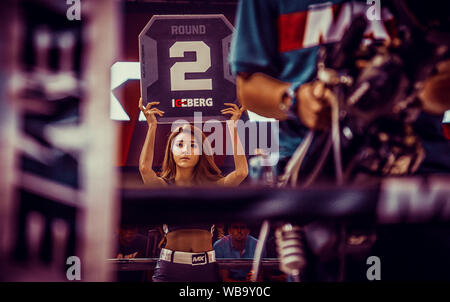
[139,15,236,122]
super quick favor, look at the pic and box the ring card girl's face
[171,132,200,168]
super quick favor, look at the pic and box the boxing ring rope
[117,177,450,278]
[109,258,280,271]
[120,177,450,226]
[120,186,380,226]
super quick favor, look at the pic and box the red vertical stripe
[443,123,450,140]
[278,11,307,52]
[332,3,343,21]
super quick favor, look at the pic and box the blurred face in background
[171,132,200,169]
[119,227,138,246]
[229,223,250,242]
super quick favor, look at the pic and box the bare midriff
[165,229,213,252]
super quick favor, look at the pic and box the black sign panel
[139,15,236,122]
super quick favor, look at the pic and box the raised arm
[237,72,334,131]
[236,72,291,120]
[217,103,249,186]
[138,98,167,187]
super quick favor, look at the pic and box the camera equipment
[293,0,450,184]
[275,1,450,281]
[274,224,306,282]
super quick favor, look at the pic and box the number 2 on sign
[169,41,212,91]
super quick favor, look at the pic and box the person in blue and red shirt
[230,0,450,177]
[230,0,450,281]
[213,223,266,282]
[231,1,392,166]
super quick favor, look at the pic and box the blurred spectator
[212,223,226,244]
[116,225,147,282]
[117,226,147,259]
[213,223,266,281]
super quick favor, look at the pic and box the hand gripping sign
[139,15,236,123]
